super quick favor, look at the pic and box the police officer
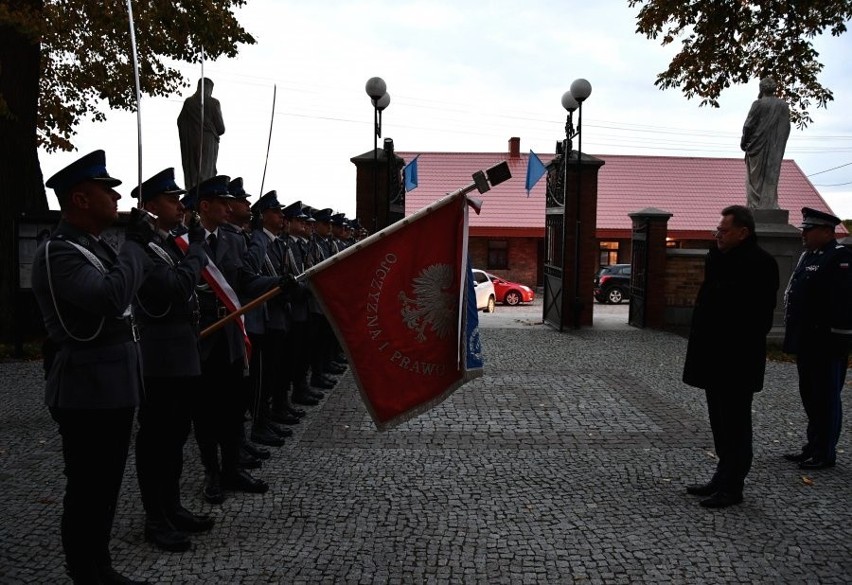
[783,207,852,470]
[131,168,213,552]
[191,176,285,503]
[32,150,153,584]
[247,192,302,444]
[282,201,324,406]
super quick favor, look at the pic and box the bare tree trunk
[0,1,48,343]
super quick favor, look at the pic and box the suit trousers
[706,388,753,494]
[193,333,245,475]
[136,375,196,519]
[49,406,134,580]
[797,352,847,462]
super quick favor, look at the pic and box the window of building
[599,241,619,266]
[488,240,508,270]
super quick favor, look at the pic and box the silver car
[471,269,497,313]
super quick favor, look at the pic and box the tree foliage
[2,0,256,153]
[628,0,852,128]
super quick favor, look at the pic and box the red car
[486,272,535,306]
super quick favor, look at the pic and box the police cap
[195,175,234,200]
[45,150,122,195]
[131,168,185,202]
[228,177,251,200]
[253,190,283,214]
[282,200,309,220]
[800,207,841,229]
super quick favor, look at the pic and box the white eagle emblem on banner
[398,263,456,342]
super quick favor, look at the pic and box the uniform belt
[60,323,137,349]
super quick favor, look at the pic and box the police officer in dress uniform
[191,176,289,504]
[131,169,214,553]
[246,192,303,443]
[783,207,852,470]
[308,208,346,388]
[223,178,292,460]
[32,150,154,585]
[282,201,324,406]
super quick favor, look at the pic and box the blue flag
[404,155,420,192]
[525,150,546,196]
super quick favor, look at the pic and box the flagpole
[197,47,205,187]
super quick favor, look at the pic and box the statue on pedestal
[177,78,226,189]
[740,77,791,210]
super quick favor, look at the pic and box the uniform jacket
[134,231,208,378]
[245,229,290,333]
[31,221,153,409]
[683,237,779,392]
[783,240,852,357]
[286,234,310,322]
[197,225,278,363]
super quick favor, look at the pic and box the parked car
[471,269,496,313]
[486,272,535,306]
[593,263,631,304]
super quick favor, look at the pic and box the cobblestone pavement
[2,301,851,584]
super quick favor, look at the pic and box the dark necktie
[207,233,217,256]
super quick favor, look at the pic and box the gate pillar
[542,152,605,330]
[628,208,672,329]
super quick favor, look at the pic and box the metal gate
[543,210,564,329]
[628,219,648,328]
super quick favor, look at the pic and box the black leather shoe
[293,393,320,406]
[268,410,301,425]
[799,458,836,470]
[310,377,334,390]
[242,442,271,460]
[286,405,306,418]
[308,389,326,400]
[202,471,226,505]
[167,506,214,533]
[325,363,346,375]
[699,491,743,508]
[238,451,262,469]
[144,518,191,552]
[250,427,286,447]
[266,422,294,438]
[686,482,718,497]
[221,469,269,494]
[97,566,151,584]
[784,451,812,462]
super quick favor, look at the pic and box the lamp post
[566,78,591,329]
[365,77,390,233]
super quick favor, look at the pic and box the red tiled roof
[398,151,846,238]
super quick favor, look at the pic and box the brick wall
[663,250,706,307]
[469,237,539,288]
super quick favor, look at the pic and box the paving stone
[0,303,850,583]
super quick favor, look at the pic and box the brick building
[398,138,845,288]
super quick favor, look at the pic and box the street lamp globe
[365,77,387,100]
[561,91,578,113]
[372,92,391,111]
[570,78,592,102]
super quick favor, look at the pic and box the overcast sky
[39,0,852,219]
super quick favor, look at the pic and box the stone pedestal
[753,208,803,340]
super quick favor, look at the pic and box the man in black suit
[683,205,779,508]
[32,150,154,584]
[132,168,213,552]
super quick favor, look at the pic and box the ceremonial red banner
[306,193,483,430]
